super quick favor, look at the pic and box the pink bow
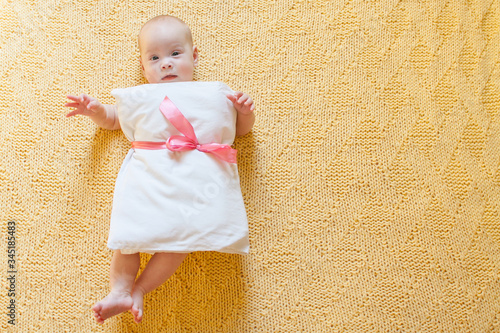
[131,96,237,164]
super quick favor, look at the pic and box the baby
[65,15,255,324]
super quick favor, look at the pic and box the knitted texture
[1,0,500,332]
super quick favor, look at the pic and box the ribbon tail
[160,97,198,143]
[207,147,237,164]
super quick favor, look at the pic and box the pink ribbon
[131,96,237,164]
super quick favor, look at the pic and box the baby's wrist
[237,109,255,116]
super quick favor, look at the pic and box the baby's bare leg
[92,251,140,324]
[130,252,188,323]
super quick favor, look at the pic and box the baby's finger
[86,101,97,110]
[66,95,80,102]
[232,92,244,102]
[64,103,79,108]
[79,93,89,103]
[237,94,249,104]
[65,109,79,117]
[226,94,237,103]
[244,97,253,106]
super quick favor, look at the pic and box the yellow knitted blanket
[1,0,500,332]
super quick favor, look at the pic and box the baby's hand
[226,92,255,115]
[64,94,104,117]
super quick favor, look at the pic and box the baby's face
[139,21,198,83]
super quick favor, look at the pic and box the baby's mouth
[162,75,177,80]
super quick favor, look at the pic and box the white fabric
[107,81,250,255]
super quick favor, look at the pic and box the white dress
[107,82,250,255]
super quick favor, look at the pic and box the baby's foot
[92,291,133,324]
[131,286,145,323]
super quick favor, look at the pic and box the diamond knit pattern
[1,0,499,332]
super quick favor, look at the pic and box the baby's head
[138,15,198,83]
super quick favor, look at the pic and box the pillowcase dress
[107,81,250,255]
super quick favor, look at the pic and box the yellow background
[1,0,500,332]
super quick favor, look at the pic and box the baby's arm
[227,92,255,137]
[65,94,121,130]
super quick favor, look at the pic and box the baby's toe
[92,302,102,313]
[94,313,104,324]
[137,309,143,321]
[131,306,141,323]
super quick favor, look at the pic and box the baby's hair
[138,15,194,52]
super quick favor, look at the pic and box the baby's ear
[139,57,145,73]
[192,46,199,67]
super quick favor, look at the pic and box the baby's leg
[130,252,189,323]
[92,250,140,324]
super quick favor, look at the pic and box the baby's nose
[161,61,173,69]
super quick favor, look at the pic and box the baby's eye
[172,51,180,56]
[150,55,159,61]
